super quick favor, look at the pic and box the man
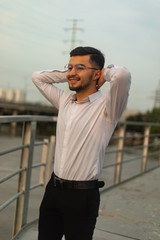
[32,46,131,240]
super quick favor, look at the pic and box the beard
[68,73,94,92]
[69,81,91,92]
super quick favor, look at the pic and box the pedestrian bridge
[15,168,160,240]
[0,116,160,240]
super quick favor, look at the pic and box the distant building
[0,88,26,103]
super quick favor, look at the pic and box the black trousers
[38,175,100,240]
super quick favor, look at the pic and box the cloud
[0,10,13,24]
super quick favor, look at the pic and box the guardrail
[0,115,160,239]
[101,121,160,192]
[0,116,56,238]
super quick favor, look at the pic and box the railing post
[13,122,31,235]
[22,121,36,226]
[45,135,55,185]
[114,124,126,184]
[12,121,36,236]
[141,125,150,173]
[10,110,18,136]
[39,139,49,185]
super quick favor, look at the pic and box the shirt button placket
[60,103,77,174]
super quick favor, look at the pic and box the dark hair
[70,46,105,70]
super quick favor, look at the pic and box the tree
[126,108,160,134]
[126,112,145,133]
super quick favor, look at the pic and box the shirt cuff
[103,64,115,82]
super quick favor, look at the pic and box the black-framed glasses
[64,64,99,73]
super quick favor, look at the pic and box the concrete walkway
[15,167,160,240]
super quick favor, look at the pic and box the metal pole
[141,125,150,173]
[12,122,31,235]
[22,121,37,226]
[10,110,18,136]
[39,139,49,185]
[45,135,55,185]
[114,124,126,184]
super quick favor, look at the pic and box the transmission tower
[64,19,84,52]
[153,80,160,108]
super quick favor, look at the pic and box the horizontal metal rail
[0,141,48,157]
[0,191,24,211]
[0,168,26,184]
[100,165,160,194]
[30,183,44,190]
[104,150,160,169]
[34,141,48,147]
[0,115,57,123]
[32,162,46,169]
[0,145,29,156]
[120,120,160,127]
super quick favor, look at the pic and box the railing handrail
[1,115,160,126]
[0,115,57,123]
[119,120,160,127]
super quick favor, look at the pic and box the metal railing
[0,116,56,238]
[101,121,160,192]
[0,115,160,239]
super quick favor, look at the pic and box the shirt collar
[71,91,102,103]
[88,91,102,102]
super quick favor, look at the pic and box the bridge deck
[16,167,160,240]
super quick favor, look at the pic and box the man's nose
[69,67,77,75]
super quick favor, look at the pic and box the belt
[52,174,105,190]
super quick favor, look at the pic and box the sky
[0,0,160,112]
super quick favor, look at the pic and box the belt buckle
[53,177,64,189]
[59,179,64,189]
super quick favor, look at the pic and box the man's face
[66,55,98,92]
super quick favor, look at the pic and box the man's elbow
[32,71,40,83]
[117,67,131,86]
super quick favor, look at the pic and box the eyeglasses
[64,64,99,73]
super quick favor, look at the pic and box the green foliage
[126,112,145,133]
[144,108,160,122]
[126,108,160,134]
[144,108,160,134]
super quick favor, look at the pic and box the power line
[0,8,64,39]
[0,1,65,28]
[0,24,64,50]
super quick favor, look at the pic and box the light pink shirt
[32,65,131,180]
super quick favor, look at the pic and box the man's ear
[93,70,101,81]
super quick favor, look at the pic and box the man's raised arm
[32,70,68,109]
[98,65,131,125]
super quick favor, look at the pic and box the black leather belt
[52,174,105,190]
